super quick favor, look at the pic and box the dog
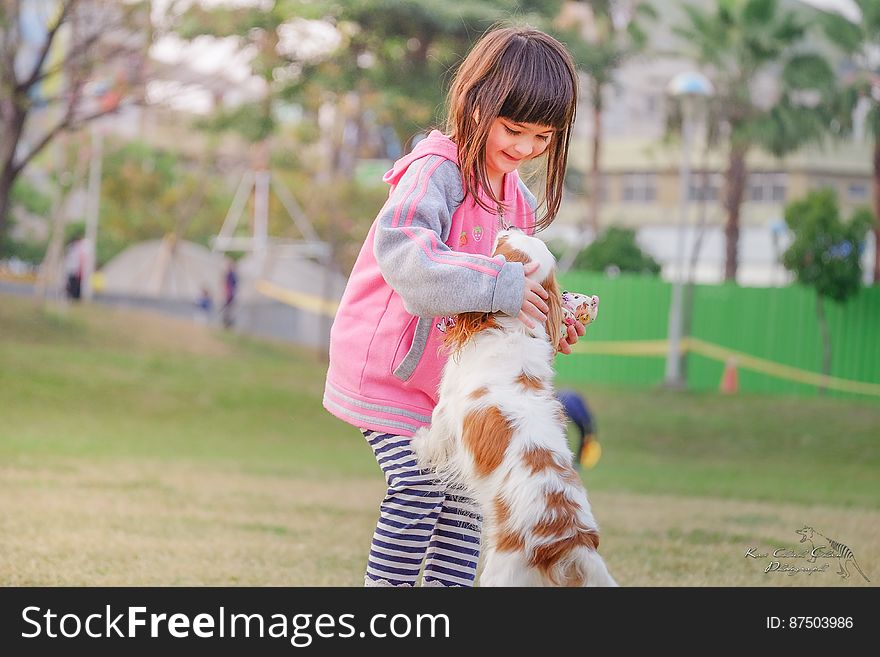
[411,229,617,586]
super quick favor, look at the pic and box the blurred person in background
[556,389,599,469]
[221,259,238,329]
[196,286,214,324]
[64,234,88,301]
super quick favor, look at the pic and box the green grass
[0,298,367,477]
[1,293,877,586]
[560,386,880,508]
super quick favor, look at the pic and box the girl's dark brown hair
[445,25,578,231]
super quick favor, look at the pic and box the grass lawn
[1,293,877,586]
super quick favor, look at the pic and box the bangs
[496,38,576,130]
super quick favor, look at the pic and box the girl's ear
[541,273,564,353]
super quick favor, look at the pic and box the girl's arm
[373,154,529,318]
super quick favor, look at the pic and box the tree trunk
[872,137,880,284]
[36,197,69,304]
[0,167,14,246]
[723,145,748,282]
[815,292,831,396]
[0,105,27,244]
[588,91,602,236]
[681,157,713,382]
[558,87,602,273]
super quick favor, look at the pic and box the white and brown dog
[412,229,617,587]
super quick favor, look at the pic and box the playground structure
[207,166,344,349]
[78,160,344,351]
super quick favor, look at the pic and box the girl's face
[484,118,554,183]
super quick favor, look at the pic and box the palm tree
[554,0,655,271]
[674,0,835,282]
[820,0,880,283]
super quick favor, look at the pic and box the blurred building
[549,0,875,285]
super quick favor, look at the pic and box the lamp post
[770,218,788,286]
[664,71,713,389]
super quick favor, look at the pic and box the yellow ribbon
[572,337,880,398]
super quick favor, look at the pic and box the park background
[1,0,878,586]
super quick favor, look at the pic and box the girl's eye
[537,134,551,142]
[504,126,520,136]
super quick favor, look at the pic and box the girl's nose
[514,139,532,156]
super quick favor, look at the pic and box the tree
[781,189,871,393]
[98,140,234,265]
[170,1,562,174]
[572,225,660,273]
[0,0,151,248]
[170,0,326,149]
[307,1,565,166]
[1,177,52,262]
[819,0,880,284]
[674,0,836,282]
[168,1,566,272]
[555,0,655,258]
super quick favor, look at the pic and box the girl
[323,26,582,586]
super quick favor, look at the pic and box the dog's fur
[412,230,617,586]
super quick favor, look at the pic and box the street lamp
[664,71,714,389]
[770,218,788,286]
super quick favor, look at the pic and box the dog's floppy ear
[444,312,498,353]
[542,271,564,352]
[495,232,563,348]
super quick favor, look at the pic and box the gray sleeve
[373,155,525,318]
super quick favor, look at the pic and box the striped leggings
[361,430,482,587]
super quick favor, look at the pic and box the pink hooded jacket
[323,131,537,436]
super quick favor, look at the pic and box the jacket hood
[383,130,458,187]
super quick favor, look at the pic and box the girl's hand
[557,320,585,355]
[517,261,549,328]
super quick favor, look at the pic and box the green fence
[556,272,880,399]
